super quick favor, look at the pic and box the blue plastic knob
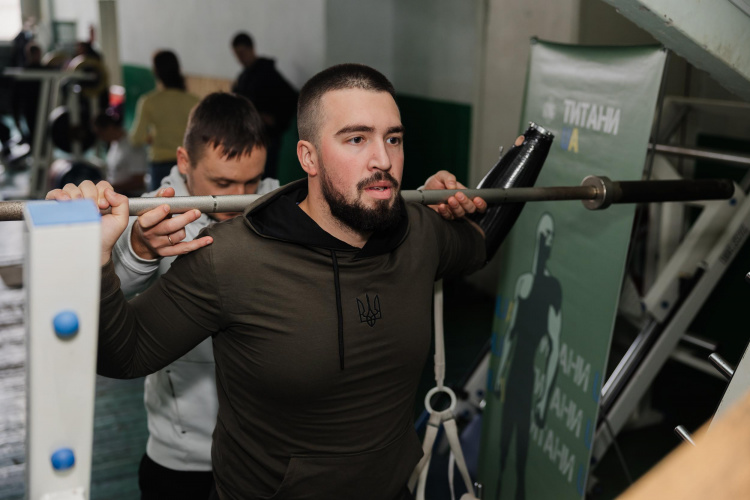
[53,311,79,338]
[51,448,75,471]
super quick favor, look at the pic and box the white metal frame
[23,199,101,499]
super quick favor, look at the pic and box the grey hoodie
[111,165,279,471]
[98,179,485,499]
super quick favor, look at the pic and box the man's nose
[369,141,392,171]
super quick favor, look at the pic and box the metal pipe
[0,176,734,221]
[674,425,696,446]
[650,143,750,167]
[708,353,735,381]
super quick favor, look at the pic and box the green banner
[478,41,666,500]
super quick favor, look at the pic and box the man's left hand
[422,170,487,220]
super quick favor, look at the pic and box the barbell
[0,176,735,222]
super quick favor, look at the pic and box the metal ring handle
[424,386,457,414]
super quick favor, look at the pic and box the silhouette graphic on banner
[494,213,562,499]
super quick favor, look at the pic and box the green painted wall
[121,64,156,130]
[396,94,472,190]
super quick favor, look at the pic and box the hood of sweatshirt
[243,178,410,259]
[241,179,411,370]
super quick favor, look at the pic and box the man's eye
[348,137,364,144]
[216,183,230,188]
[387,136,402,145]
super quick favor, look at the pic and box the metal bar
[650,143,750,167]
[0,176,735,221]
[674,425,696,446]
[708,353,735,381]
[599,319,661,414]
[680,333,718,352]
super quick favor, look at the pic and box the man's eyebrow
[334,125,405,136]
[210,176,259,184]
[335,125,374,136]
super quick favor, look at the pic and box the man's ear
[176,147,190,175]
[297,140,319,177]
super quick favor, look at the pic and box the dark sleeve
[419,206,486,280]
[97,236,224,378]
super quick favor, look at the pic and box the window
[0,0,22,41]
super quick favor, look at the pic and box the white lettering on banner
[530,420,576,483]
[533,366,545,398]
[563,99,620,135]
[559,343,591,393]
[548,386,584,438]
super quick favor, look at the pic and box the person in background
[130,50,199,190]
[93,109,148,196]
[231,32,297,180]
[110,92,275,499]
[11,43,43,147]
[11,17,36,67]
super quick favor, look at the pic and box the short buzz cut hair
[231,32,254,49]
[183,92,268,165]
[297,63,396,146]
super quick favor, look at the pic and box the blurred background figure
[231,32,297,179]
[68,35,110,116]
[93,108,147,196]
[11,43,43,147]
[130,49,199,190]
[10,16,36,67]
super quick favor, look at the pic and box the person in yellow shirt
[130,50,200,190]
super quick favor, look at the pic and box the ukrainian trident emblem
[356,294,382,327]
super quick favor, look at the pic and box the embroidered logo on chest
[356,294,382,327]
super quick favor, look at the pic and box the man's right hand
[46,180,129,266]
[130,186,213,260]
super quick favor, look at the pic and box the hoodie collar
[244,179,409,259]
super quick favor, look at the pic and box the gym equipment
[48,106,97,153]
[470,122,552,260]
[2,67,101,198]
[0,176,733,221]
[23,199,101,500]
[47,159,104,191]
[67,55,109,101]
[410,281,479,500]
[590,157,750,468]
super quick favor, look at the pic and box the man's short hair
[231,32,254,49]
[297,64,396,146]
[183,92,268,165]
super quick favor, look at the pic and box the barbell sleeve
[0,177,735,221]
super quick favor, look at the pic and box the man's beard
[320,168,402,234]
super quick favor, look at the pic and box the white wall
[116,0,326,89]
[325,0,481,105]
[392,0,481,104]
[50,0,99,42]
[325,0,396,84]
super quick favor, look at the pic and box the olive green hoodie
[98,179,485,499]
